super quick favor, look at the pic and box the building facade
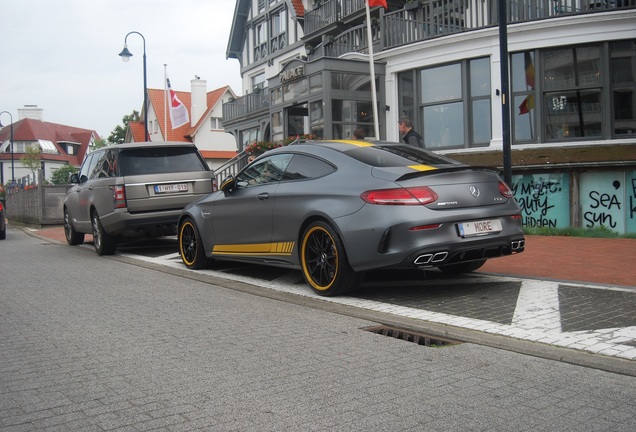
[0,105,95,188]
[223,0,636,234]
[126,78,239,172]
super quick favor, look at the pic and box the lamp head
[119,44,133,62]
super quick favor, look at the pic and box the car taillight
[212,177,218,192]
[499,181,513,198]
[361,186,438,205]
[113,185,126,209]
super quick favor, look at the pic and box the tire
[91,211,117,255]
[179,218,212,269]
[437,259,487,275]
[0,225,5,240]
[300,221,362,297]
[64,207,85,245]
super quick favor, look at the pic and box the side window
[282,154,335,180]
[88,151,104,180]
[96,149,118,178]
[78,154,95,183]
[237,154,293,186]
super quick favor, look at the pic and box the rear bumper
[335,204,525,272]
[99,208,183,236]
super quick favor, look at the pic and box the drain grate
[362,325,461,347]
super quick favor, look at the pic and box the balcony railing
[304,0,367,35]
[222,90,269,122]
[223,0,634,124]
[324,22,383,57]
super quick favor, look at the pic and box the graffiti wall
[580,171,636,235]
[511,170,636,234]
[511,173,570,229]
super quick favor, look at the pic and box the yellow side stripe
[212,242,295,256]
[408,164,437,171]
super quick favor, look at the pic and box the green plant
[21,145,42,173]
[51,164,78,184]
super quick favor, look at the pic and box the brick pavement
[480,235,636,287]
[31,225,636,287]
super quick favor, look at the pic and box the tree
[21,145,42,173]
[90,138,108,152]
[108,110,140,144]
[51,164,78,184]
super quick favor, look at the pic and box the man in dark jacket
[398,116,424,148]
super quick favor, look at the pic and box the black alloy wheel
[300,220,362,296]
[179,218,211,269]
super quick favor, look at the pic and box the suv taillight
[113,185,126,208]
[212,177,218,192]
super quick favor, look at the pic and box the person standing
[353,128,365,140]
[398,116,424,148]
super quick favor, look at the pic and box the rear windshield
[344,145,463,168]
[119,147,209,176]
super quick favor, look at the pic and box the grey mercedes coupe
[178,140,525,296]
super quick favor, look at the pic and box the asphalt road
[2,226,636,431]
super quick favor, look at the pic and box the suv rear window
[119,147,209,176]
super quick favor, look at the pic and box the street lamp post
[498,0,512,187]
[0,111,15,183]
[119,31,149,142]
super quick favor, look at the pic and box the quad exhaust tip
[413,251,448,265]
[511,239,525,251]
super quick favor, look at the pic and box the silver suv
[64,142,214,255]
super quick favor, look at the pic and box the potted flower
[245,140,282,155]
[283,133,317,145]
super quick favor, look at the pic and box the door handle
[257,193,269,201]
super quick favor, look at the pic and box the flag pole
[163,64,168,139]
[365,2,380,139]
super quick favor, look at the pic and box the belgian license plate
[458,218,502,237]
[154,183,188,194]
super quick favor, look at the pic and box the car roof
[108,141,198,150]
[285,139,464,168]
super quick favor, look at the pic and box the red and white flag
[368,0,387,8]
[167,78,189,129]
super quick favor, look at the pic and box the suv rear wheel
[92,211,117,255]
[64,207,85,245]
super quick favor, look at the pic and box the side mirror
[69,173,80,184]
[220,175,236,196]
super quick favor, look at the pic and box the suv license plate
[154,183,188,194]
[458,218,502,237]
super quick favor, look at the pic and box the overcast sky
[1,0,243,139]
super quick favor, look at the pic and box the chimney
[190,76,207,125]
[18,105,44,121]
